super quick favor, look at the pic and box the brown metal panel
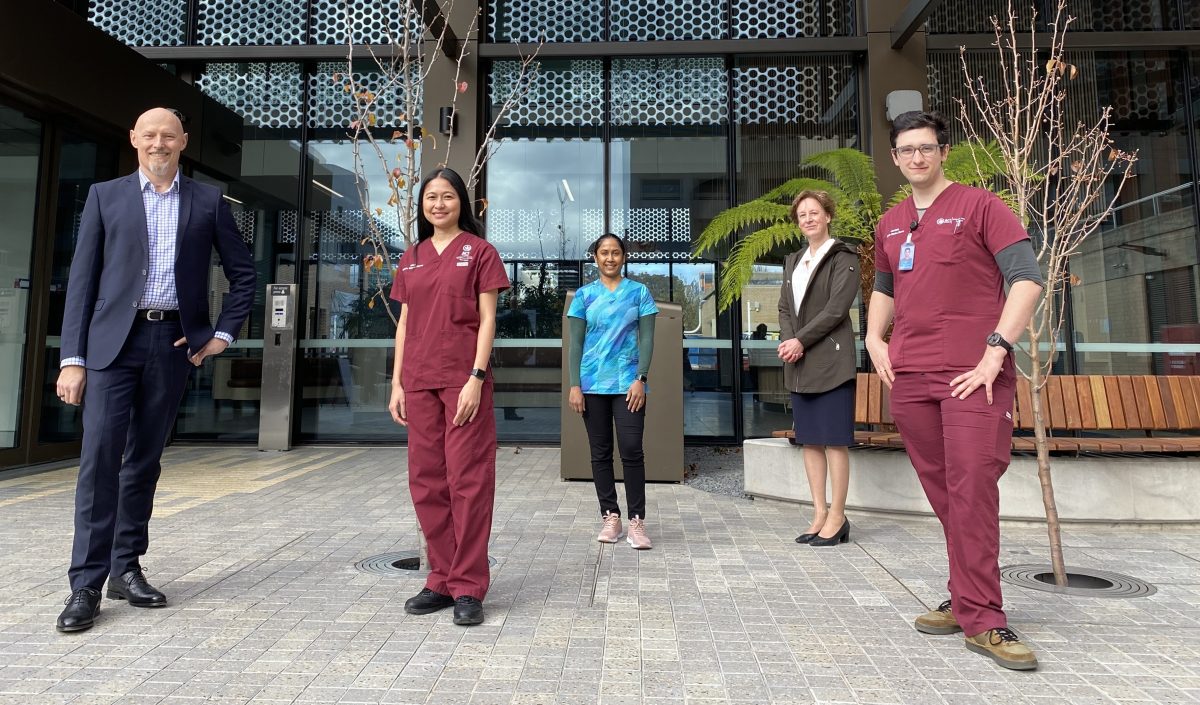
[1075,377,1097,429]
[1103,376,1126,428]
[1117,376,1141,428]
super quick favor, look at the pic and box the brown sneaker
[597,512,623,543]
[914,599,962,635]
[965,628,1038,671]
[626,517,652,550]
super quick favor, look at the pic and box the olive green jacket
[777,239,859,393]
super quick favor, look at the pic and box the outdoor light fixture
[222,194,245,205]
[885,89,923,121]
[439,106,457,136]
[311,179,343,199]
[561,179,575,202]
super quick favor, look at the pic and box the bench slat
[1061,376,1083,429]
[1140,376,1168,430]
[855,373,869,424]
[1047,376,1067,429]
[1118,376,1141,428]
[1075,377,1097,429]
[1159,376,1181,428]
[1103,376,1126,429]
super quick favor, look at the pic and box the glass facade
[0,105,42,449]
[44,0,1197,450]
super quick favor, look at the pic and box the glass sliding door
[0,105,42,449]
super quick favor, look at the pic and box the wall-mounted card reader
[270,291,290,330]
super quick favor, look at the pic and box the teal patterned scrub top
[567,278,658,394]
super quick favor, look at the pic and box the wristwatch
[986,332,1013,353]
[469,367,486,380]
[636,374,648,383]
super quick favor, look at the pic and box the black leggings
[581,394,647,520]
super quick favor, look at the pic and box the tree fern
[716,222,804,311]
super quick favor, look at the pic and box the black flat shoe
[404,588,455,615]
[810,520,850,546]
[107,568,167,607]
[452,596,484,626]
[57,588,101,633]
[795,533,817,544]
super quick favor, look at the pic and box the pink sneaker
[597,512,623,543]
[626,517,652,549]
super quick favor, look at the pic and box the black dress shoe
[452,596,484,625]
[795,532,818,544]
[810,520,851,546]
[57,588,101,633]
[106,568,167,607]
[404,588,455,615]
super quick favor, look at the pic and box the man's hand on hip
[175,336,229,366]
[57,366,86,406]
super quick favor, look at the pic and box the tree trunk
[1027,328,1069,586]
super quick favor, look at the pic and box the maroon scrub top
[390,232,510,391]
[875,183,1029,373]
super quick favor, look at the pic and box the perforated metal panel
[311,0,424,45]
[231,210,256,244]
[196,0,305,45]
[488,0,604,42]
[87,0,186,46]
[308,210,405,260]
[492,60,605,127]
[734,62,857,129]
[928,0,1176,33]
[731,0,852,39]
[611,58,727,126]
[611,208,692,258]
[308,62,421,129]
[610,0,726,41]
[926,0,1035,33]
[196,62,305,128]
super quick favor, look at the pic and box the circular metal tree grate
[355,551,497,577]
[1000,564,1156,598]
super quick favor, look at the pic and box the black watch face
[987,333,1001,345]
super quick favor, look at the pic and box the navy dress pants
[69,318,193,591]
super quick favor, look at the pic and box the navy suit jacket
[60,172,257,371]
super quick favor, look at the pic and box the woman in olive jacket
[777,190,860,547]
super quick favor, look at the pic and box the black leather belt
[137,309,180,322]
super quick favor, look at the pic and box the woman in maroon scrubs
[388,167,510,626]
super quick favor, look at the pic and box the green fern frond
[804,149,880,212]
[759,177,844,205]
[692,200,791,257]
[716,222,804,311]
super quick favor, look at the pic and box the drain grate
[1000,564,1156,598]
[355,551,497,577]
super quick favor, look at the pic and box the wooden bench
[771,372,1200,453]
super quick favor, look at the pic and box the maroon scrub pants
[889,370,1015,636]
[405,380,496,601]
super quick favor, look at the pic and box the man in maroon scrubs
[866,111,1044,670]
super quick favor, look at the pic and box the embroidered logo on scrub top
[937,216,966,231]
[456,244,473,267]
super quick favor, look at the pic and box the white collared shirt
[792,237,837,315]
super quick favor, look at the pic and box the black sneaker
[404,588,454,615]
[452,596,484,625]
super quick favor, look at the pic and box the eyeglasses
[892,143,946,159]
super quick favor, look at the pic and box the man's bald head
[130,107,188,184]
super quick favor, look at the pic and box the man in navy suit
[55,107,256,632]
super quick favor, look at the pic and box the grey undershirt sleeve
[995,240,1045,287]
[873,271,894,297]
[568,316,585,387]
[636,314,655,378]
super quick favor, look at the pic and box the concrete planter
[744,438,1200,523]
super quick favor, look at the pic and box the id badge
[898,241,915,271]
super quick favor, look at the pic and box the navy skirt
[790,379,855,447]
